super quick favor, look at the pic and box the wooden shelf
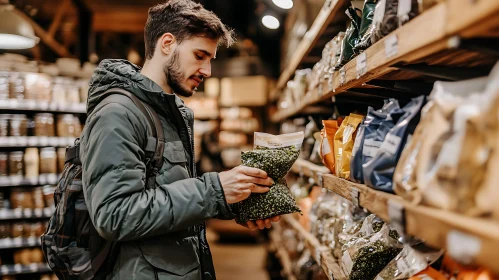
[0,100,86,114]
[320,174,499,275]
[290,158,330,184]
[269,226,297,280]
[272,0,499,122]
[276,0,348,90]
[0,207,53,221]
[0,137,76,148]
[283,215,347,280]
[0,237,41,250]
[0,263,51,276]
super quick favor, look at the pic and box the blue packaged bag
[350,99,400,183]
[363,96,426,193]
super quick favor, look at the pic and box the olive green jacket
[80,59,234,280]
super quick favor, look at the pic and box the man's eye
[195,54,203,60]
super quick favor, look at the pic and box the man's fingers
[246,221,257,231]
[239,166,268,179]
[250,185,270,194]
[270,216,281,222]
[240,175,274,186]
[264,219,272,229]
[255,220,265,230]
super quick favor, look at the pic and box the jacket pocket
[156,141,190,185]
[139,236,200,278]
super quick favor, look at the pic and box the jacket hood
[87,59,192,121]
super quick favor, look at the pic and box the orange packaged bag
[334,116,349,176]
[321,120,339,174]
[335,114,364,179]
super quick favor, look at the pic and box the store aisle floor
[208,229,270,280]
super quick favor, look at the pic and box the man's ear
[159,33,176,55]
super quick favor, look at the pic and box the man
[79,1,280,279]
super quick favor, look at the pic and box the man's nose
[199,62,212,78]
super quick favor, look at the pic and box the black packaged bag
[354,0,378,53]
[337,7,362,68]
[350,99,400,183]
[371,0,399,44]
[363,96,426,193]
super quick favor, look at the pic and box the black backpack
[41,88,165,279]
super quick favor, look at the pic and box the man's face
[163,36,217,97]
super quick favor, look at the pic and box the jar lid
[11,114,27,120]
[58,114,75,121]
[40,147,56,152]
[42,185,56,195]
[9,151,24,156]
[0,114,12,119]
[35,113,54,118]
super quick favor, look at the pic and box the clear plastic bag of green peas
[232,132,304,223]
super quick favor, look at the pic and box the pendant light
[0,3,39,49]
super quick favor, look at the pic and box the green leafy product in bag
[233,132,304,223]
[337,7,362,68]
[354,0,378,53]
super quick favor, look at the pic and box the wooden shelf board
[290,158,331,183]
[272,0,499,122]
[284,215,347,280]
[276,0,347,90]
[322,174,499,275]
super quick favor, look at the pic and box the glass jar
[0,152,7,177]
[66,78,80,104]
[57,148,66,173]
[0,223,10,238]
[10,188,33,209]
[0,72,9,100]
[0,115,9,137]
[42,185,55,208]
[52,77,67,105]
[31,222,44,237]
[24,148,39,179]
[33,187,44,209]
[11,222,24,237]
[40,148,57,174]
[34,113,55,137]
[9,114,28,137]
[9,73,25,100]
[57,114,74,137]
[9,151,24,176]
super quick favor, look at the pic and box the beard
[163,49,196,97]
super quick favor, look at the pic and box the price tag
[27,177,38,185]
[39,101,49,111]
[384,35,398,58]
[49,137,59,147]
[13,237,22,247]
[47,174,58,184]
[14,264,22,273]
[1,265,9,274]
[34,208,43,217]
[23,208,33,218]
[2,238,12,248]
[7,137,17,146]
[0,209,7,219]
[28,137,38,146]
[350,188,360,208]
[44,207,53,217]
[13,208,23,218]
[339,67,346,85]
[26,100,36,110]
[8,99,19,109]
[356,53,367,78]
[18,136,28,146]
[29,263,38,272]
[27,237,37,246]
[447,230,481,265]
[0,137,7,146]
[39,174,47,185]
[49,102,59,111]
[39,136,49,147]
[11,175,22,185]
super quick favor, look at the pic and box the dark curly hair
[144,0,235,59]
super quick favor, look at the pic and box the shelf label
[34,208,43,217]
[385,35,398,58]
[350,188,360,208]
[13,237,22,247]
[27,237,37,246]
[13,208,23,218]
[23,208,33,218]
[388,199,406,235]
[44,207,53,217]
[1,265,8,274]
[14,264,22,273]
[29,263,38,272]
[339,67,346,85]
[2,238,12,247]
[356,53,367,78]
[447,230,481,265]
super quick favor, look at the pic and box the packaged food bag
[354,0,378,53]
[351,99,400,183]
[336,114,364,179]
[342,223,402,280]
[233,132,303,223]
[375,245,444,280]
[397,0,419,26]
[337,7,362,68]
[371,0,399,44]
[363,96,426,193]
[320,120,339,174]
[409,267,447,280]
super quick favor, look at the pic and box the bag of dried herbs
[342,224,403,280]
[232,132,304,223]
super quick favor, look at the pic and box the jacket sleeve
[80,102,233,242]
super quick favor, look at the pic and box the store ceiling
[7,0,291,75]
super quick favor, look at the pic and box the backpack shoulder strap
[98,88,165,183]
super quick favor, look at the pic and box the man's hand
[243,216,281,230]
[219,166,274,204]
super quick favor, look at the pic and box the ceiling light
[272,0,293,10]
[0,5,39,49]
[262,15,280,30]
